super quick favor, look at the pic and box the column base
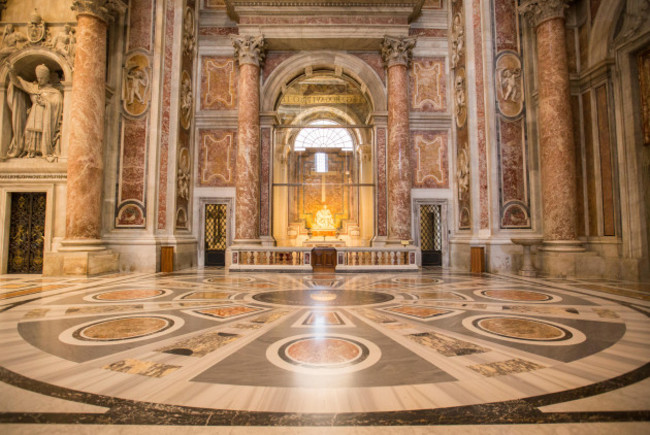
[43,239,119,276]
[539,240,585,252]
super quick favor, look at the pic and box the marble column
[382,36,416,243]
[519,0,581,250]
[232,35,265,244]
[44,0,126,275]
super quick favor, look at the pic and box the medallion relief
[180,70,193,130]
[495,52,523,118]
[454,68,467,127]
[182,6,196,57]
[121,52,152,117]
[456,142,470,201]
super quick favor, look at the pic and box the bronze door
[8,192,46,274]
[420,204,442,266]
[204,203,227,266]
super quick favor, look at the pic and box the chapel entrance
[7,192,46,274]
[204,203,227,266]
[419,203,442,266]
[272,71,374,248]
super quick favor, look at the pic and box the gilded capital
[518,0,570,28]
[231,35,266,67]
[381,36,416,68]
[71,0,127,24]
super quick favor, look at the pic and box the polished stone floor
[0,268,649,433]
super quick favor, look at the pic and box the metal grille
[420,204,442,251]
[8,193,46,274]
[205,204,227,250]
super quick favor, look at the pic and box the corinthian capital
[231,35,266,67]
[381,36,417,68]
[72,0,127,24]
[518,0,570,28]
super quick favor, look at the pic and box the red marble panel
[638,47,650,146]
[572,95,585,237]
[260,128,271,237]
[200,57,237,110]
[566,27,578,75]
[263,52,293,81]
[199,27,238,37]
[127,0,153,52]
[198,130,236,187]
[353,53,385,83]
[498,119,524,202]
[239,16,408,25]
[422,0,442,8]
[376,127,387,237]
[579,22,589,71]
[410,58,446,112]
[472,0,489,230]
[119,119,147,204]
[409,28,448,38]
[158,0,174,230]
[582,91,598,236]
[493,0,518,52]
[411,130,449,188]
[596,85,615,236]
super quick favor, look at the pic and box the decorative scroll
[200,57,237,110]
[412,131,448,188]
[198,130,236,186]
[411,58,446,112]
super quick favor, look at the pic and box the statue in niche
[314,205,336,230]
[5,64,63,162]
[0,25,28,59]
[48,24,76,59]
[498,67,521,103]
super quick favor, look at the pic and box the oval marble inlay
[253,290,394,306]
[94,289,165,301]
[75,317,172,341]
[284,337,363,367]
[476,317,567,341]
[481,290,553,302]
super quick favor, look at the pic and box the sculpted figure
[500,68,521,102]
[124,65,148,105]
[314,205,336,230]
[6,64,63,162]
[0,25,28,59]
[49,24,76,58]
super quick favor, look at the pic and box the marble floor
[0,268,648,434]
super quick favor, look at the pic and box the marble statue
[0,24,28,59]
[48,24,76,59]
[314,205,336,229]
[6,64,63,162]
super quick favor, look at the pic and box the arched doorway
[271,70,375,247]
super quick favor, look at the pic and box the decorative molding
[381,35,416,68]
[518,0,569,29]
[182,6,196,57]
[180,70,193,130]
[0,174,67,180]
[71,0,128,24]
[231,35,265,67]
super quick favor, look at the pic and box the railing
[227,246,419,271]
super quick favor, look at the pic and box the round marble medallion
[252,289,394,307]
[478,289,559,303]
[475,317,569,341]
[281,336,367,368]
[180,291,232,300]
[392,277,443,285]
[92,289,166,301]
[73,316,173,342]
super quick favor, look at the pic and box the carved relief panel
[412,131,449,188]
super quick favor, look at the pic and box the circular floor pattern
[266,334,382,375]
[281,336,367,368]
[203,276,255,284]
[252,289,395,306]
[90,289,167,302]
[179,291,232,300]
[476,317,567,341]
[392,277,443,285]
[74,316,172,341]
[478,289,559,303]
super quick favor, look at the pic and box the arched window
[293,119,354,151]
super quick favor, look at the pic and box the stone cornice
[231,35,266,67]
[381,35,416,68]
[71,0,128,24]
[518,0,570,29]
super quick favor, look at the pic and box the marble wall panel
[116,0,154,229]
[492,0,530,229]
[239,16,408,25]
[353,53,385,84]
[596,84,615,236]
[263,52,293,81]
[200,57,237,111]
[158,0,175,230]
[411,131,449,188]
[473,0,489,230]
[199,27,238,37]
[566,27,578,75]
[260,128,271,237]
[639,47,650,146]
[198,130,236,187]
[409,29,448,38]
[572,95,585,237]
[376,127,387,237]
[582,91,598,236]
[410,58,447,112]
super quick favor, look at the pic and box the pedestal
[511,238,544,277]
